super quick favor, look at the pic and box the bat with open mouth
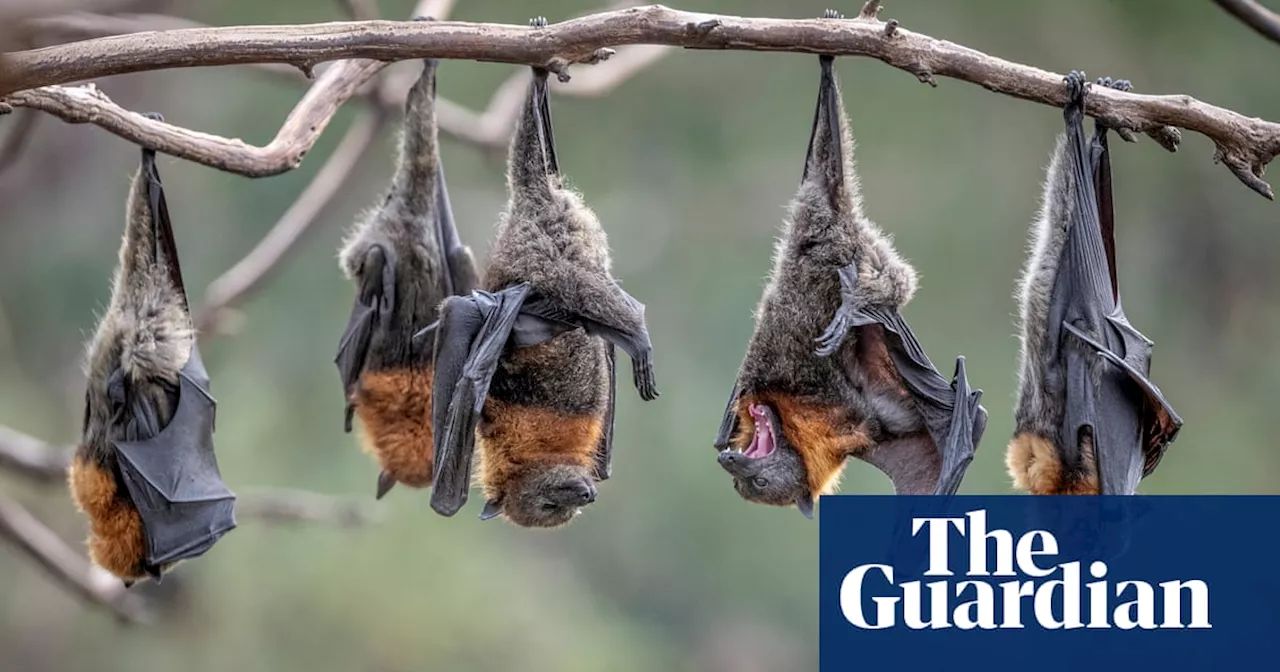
[1005,71,1182,495]
[335,55,479,499]
[713,13,987,518]
[68,126,236,585]
[429,18,659,528]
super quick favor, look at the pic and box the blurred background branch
[1215,0,1280,45]
[0,488,150,625]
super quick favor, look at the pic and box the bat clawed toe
[1095,76,1132,93]
[375,471,398,499]
[1064,70,1088,105]
[814,311,852,356]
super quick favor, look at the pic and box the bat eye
[752,477,769,488]
[540,502,558,512]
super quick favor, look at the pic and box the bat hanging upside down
[1006,71,1182,495]
[335,52,479,500]
[429,17,659,528]
[68,124,236,585]
[713,10,988,519]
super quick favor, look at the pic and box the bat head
[717,403,816,519]
[481,463,597,528]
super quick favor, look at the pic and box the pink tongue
[744,404,776,458]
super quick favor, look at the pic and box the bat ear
[478,497,504,521]
[795,491,816,520]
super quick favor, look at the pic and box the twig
[0,426,72,484]
[1,6,1276,196]
[0,488,150,624]
[5,66,380,176]
[196,110,385,333]
[1215,0,1280,46]
[236,488,386,527]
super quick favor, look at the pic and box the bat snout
[717,449,751,477]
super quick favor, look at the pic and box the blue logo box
[819,496,1280,670]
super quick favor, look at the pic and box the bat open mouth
[741,403,778,459]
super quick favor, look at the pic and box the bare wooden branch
[0,426,72,484]
[19,13,310,80]
[1215,0,1280,46]
[2,5,1277,195]
[0,488,150,624]
[236,489,386,527]
[197,110,386,333]
[6,62,380,177]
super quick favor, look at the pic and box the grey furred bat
[429,17,659,528]
[335,53,479,500]
[713,11,987,519]
[1006,71,1182,495]
[69,124,235,585]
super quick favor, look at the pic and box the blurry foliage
[2,0,1280,670]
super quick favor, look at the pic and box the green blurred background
[3,0,1279,670]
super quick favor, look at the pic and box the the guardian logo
[840,510,1211,631]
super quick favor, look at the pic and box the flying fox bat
[713,21,987,518]
[68,126,236,585]
[429,19,659,528]
[1006,71,1182,495]
[335,55,479,499]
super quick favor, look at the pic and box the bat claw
[814,311,852,357]
[529,16,548,28]
[1095,76,1132,93]
[633,359,660,401]
[1064,70,1089,109]
[376,471,397,499]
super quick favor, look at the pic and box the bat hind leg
[352,367,435,492]
[67,456,147,580]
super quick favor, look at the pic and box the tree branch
[235,488,386,527]
[1215,0,1280,46]
[2,5,1277,195]
[5,62,380,177]
[0,426,72,485]
[196,0,458,331]
[196,109,385,333]
[18,13,311,80]
[0,488,150,624]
